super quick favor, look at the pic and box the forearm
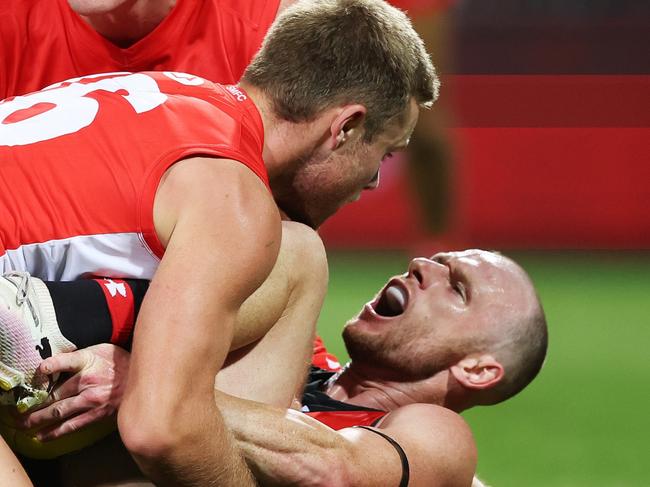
[118,258,257,486]
[215,391,351,487]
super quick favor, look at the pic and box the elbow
[118,397,230,476]
[118,403,180,468]
[117,411,176,467]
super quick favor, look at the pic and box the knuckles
[83,387,111,406]
[51,404,64,419]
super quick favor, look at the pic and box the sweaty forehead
[435,252,540,327]
[434,249,505,266]
[457,251,505,268]
[437,250,527,291]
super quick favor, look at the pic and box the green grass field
[317,251,650,487]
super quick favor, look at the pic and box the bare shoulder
[158,156,271,207]
[154,156,278,247]
[152,155,280,302]
[377,404,477,487]
[379,403,473,436]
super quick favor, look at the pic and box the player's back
[0,71,267,280]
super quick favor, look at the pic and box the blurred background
[316,1,649,485]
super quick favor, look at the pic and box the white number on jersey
[0,73,167,147]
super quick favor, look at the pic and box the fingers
[37,349,88,376]
[20,395,84,430]
[21,373,84,413]
[48,374,84,405]
[37,408,116,442]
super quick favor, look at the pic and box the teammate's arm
[117,157,281,486]
[215,392,477,487]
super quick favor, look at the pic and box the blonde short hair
[243,0,439,141]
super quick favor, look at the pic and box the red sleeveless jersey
[0,71,268,280]
[0,0,281,98]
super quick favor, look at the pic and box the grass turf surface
[317,251,650,487]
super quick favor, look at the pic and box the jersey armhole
[138,145,270,259]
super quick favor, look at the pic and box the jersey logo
[103,279,127,298]
[225,85,247,102]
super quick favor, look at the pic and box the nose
[407,257,448,288]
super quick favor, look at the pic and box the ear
[449,355,504,391]
[330,104,367,150]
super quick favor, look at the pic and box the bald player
[2,249,547,486]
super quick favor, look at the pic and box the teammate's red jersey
[0,71,268,280]
[0,0,280,98]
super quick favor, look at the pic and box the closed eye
[453,280,467,302]
[442,261,469,303]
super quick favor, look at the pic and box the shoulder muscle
[377,404,477,487]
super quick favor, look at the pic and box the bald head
[466,256,547,404]
[431,250,548,405]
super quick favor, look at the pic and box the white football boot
[0,272,74,412]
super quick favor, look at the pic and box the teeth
[385,285,406,314]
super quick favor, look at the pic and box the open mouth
[371,279,409,317]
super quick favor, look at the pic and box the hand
[17,344,130,441]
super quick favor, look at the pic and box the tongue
[385,285,406,314]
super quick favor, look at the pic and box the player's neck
[327,363,461,412]
[77,0,177,48]
[327,364,426,411]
